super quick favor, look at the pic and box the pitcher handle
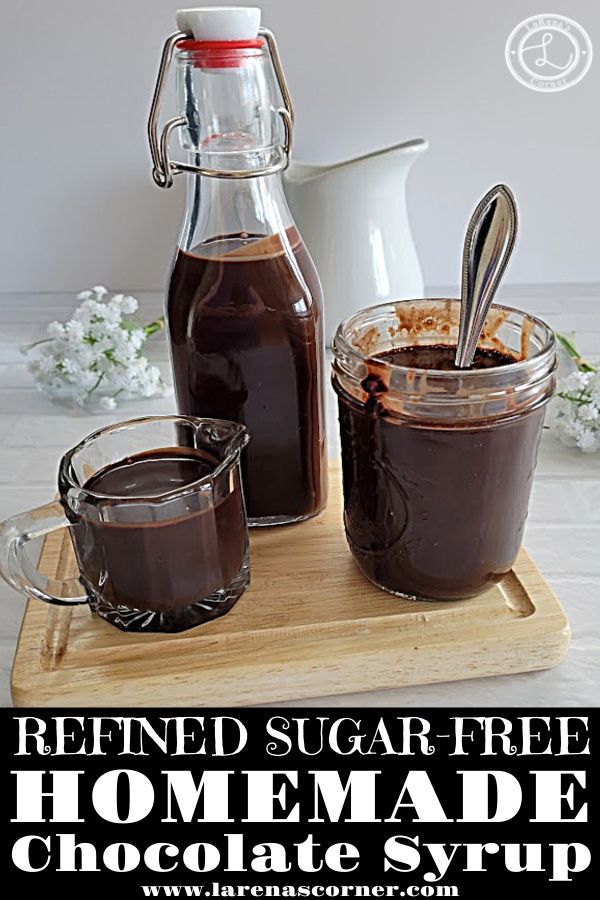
[0,502,87,605]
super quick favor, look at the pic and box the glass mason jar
[332,299,557,600]
[149,14,327,526]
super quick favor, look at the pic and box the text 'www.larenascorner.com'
[140,886,459,898]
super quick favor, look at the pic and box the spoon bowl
[455,184,518,368]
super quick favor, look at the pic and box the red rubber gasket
[176,38,265,51]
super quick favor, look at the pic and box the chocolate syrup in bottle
[167,227,327,524]
[154,18,328,525]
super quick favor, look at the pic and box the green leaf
[556,332,597,373]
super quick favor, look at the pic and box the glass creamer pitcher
[0,416,250,633]
[148,7,328,526]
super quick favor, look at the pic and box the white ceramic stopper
[176,7,261,40]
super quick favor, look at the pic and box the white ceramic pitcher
[284,138,428,344]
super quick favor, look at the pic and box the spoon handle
[455,184,518,368]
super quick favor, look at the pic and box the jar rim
[333,298,556,379]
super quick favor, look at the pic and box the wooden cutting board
[11,466,570,707]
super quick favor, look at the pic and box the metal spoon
[455,184,518,368]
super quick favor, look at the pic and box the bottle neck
[179,172,296,252]
[176,45,285,177]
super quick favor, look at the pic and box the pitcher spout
[192,419,250,470]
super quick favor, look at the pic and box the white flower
[65,319,85,340]
[568,371,591,391]
[32,354,57,375]
[579,403,599,422]
[22,287,166,411]
[61,357,81,375]
[578,430,600,452]
[47,321,66,339]
[121,295,138,315]
[129,329,145,351]
[549,342,600,454]
[112,293,138,315]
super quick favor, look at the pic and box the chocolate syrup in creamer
[337,344,545,600]
[167,229,327,523]
[71,448,246,617]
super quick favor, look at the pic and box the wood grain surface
[11,466,571,707]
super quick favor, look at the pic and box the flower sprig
[549,333,599,453]
[23,286,167,410]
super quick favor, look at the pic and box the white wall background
[0,0,598,293]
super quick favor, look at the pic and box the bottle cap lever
[147,19,294,188]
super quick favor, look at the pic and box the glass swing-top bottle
[148,7,327,525]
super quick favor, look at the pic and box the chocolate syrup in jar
[167,228,327,524]
[337,344,545,600]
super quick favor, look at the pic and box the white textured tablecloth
[0,285,598,707]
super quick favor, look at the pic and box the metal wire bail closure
[147,28,295,188]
